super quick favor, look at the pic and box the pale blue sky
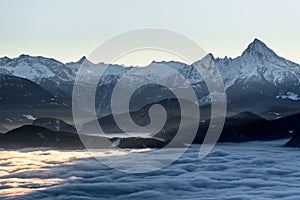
[0,0,300,64]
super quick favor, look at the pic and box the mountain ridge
[1,38,300,121]
[1,38,298,67]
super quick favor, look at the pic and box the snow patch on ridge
[276,92,300,101]
[22,114,36,120]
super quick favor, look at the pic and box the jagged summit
[65,56,96,68]
[78,56,87,63]
[192,53,215,65]
[18,54,31,58]
[150,60,189,67]
[204,53,215,60]
[0,56,11,65]
[242,38,277,57]
[16,54,64,65]
[17,54,42,60]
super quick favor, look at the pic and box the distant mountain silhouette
[0,74,64,109]
[0,125,168,149]
[32,117,77,133]
[82,98,290,145]
[0,107,296,149]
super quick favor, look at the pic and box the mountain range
[1,38,300,134]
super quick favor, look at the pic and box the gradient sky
[0,0,300,65]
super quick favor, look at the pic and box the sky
[0,0,300,65]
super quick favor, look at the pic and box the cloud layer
[1,140,300,200]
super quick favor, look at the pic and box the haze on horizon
[0,0,299,65]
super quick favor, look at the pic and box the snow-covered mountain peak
[213,39,300,89]
[65,56,87,66]
[191,53,220,82]
[15,54,64,66]
[0,56,11,65]
[242,38,277,58]
[0,54,75,84]
[150,60,189,68]
[203,53,215,61]
[192,53,215,66]
[64,56,97,77]
[78,56,87,63]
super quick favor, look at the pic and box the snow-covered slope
[215,39,300,90]
[0,54,75,83]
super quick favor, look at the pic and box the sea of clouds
[1,140,300,200]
